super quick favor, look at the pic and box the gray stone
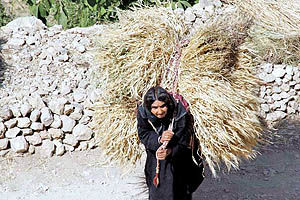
[17,117,31,128]
[64,104,74,115]
[40,107,54,127]
[4,16,46,31]
[279,91,289,99]
[49,128,63,139]
[261,73,276,83]
[272,86,281,94]
[289,81,297,86]
[79,115,90,125]
[288,89,296,96]
[22,128,33,136]
[41,140,55,157]
[10,136,29,153]
[287,106,296,114]
[31,122,44,131]
[64,144,75,152]
[272,65,286,78]
[73,124,92,141]
[286,65,294,75]
[60,85,72,95]
[28,145,35,154]
[275,78,282,85]
[39,130,51,140]
[48,97,68,115]
[78,141,88,151]
[5,127,21,138]
[10,107,22,118]
[280,83,290,92]
[261,104,270,112]
[20,103,33,117]
[263,63,273,73]
[60,115,76,133]
[185,7,196,22]
[63,134,78,147]
[0,108,13,121]
[30,109,41,122]
[0,122,5,139]
[266,111,287,122]
[27,93,46,109]
[26,133,42,146]
[50,114,62,129]
[278,103,287,111]
[7,38,25,47]
[0,138,9,150]
[53,140,65,156]
[272,93,281,101]
[73,89,87,103]
[295,84,300,90]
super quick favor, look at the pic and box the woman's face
[151,100,168,118]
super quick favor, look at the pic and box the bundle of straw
[174,8,263,176]
[231,0,300,65]
[93,6,186,166]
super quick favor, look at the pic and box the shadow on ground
[194,118,300,200]
[0,38,8,88]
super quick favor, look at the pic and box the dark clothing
[137,98,203,200]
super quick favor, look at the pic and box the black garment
[137,98,203,200]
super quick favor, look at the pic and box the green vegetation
[25,0,199,29]
[0,3,13,27]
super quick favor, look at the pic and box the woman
[137,86,203,200]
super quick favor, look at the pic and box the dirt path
[1,119,300,200]
[195,118,300,200]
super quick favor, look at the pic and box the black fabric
[137,99,203,200]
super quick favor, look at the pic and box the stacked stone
[258,63,300,124]
[0,17,103,157]
[0,100,98,157]
[175,0,228,36]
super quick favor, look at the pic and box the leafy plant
[0,3,13,27]
[25,0,199,29]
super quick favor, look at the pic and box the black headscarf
[143,86,176,124]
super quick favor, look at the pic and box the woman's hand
[156,147,172,160]
[160,130,174,143]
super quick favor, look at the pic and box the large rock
[3,16,46,32]
[20,103,33,117]
[48,128,63,139]
[41,139,55,157]
[5,127,21,138]
[30,109,41,122]
[17,117,31,128]
[266,111,287,122]
[25,133,42,146]
[10,136,29,153]
[31,122,44,131]
[0,108,13,121]
[63,134,78,147]
[4,118,17,129]
[0,138,9,150]
[73,124,92,141]
[60,115,76,133]
[40,107,54,127]
[48,97,68,115]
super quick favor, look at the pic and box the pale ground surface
[1,118,300,200]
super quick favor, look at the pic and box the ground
[0,118,300,200]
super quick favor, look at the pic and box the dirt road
[1,118,300,200]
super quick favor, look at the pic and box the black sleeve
[137,111,161,151]
[167,115,191,158]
